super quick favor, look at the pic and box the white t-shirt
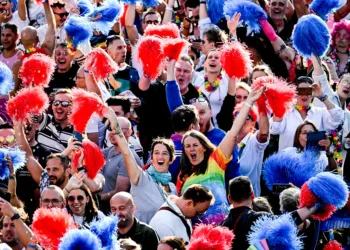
[28,2,46,28]
[8,11,29,33]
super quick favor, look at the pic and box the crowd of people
[0,0,349,248]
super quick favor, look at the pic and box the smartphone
[296,87,313,96]
[0,189,11,202]
[272,184,291,194]
[306,131,326,151]
[73,131,83,143]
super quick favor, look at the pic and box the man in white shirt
[149,184,214,244]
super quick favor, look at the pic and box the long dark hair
[179,130,216,181]
[293,121,318,151]
[66,184,99,224]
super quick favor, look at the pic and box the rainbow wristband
[27,243,37,249]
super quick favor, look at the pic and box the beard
[49,175,66,186]
[118,216,131,228]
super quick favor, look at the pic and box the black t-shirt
[107,65,139,96]
[32,142,51,168]
[45,62,79,94]
[268,11,299,45]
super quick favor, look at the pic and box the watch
[10,213,20,221]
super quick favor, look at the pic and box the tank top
[0,50,21,70]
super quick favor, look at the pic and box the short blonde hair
[236,82,251,93]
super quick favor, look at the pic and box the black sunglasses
[54,12,69,18]
[25,124,32,132]
[68,195,84,202]
[189,97,207,104]
[53,100,71,107]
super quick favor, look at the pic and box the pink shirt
[0,50,21,70]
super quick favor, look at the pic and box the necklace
[330,48,350,75]
[204,74,222,92]
[294,104,313,112]
[329,130,343,168]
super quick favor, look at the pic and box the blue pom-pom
[90,0,124,35]
[77,0,95,16]
[263,149,324,191]
[89,215,119,250]
[224,0,267,33]
[0,62,14,95]
[207,0,225,24]
[248,214,303,250]
[311,0,346,20]
[142,0,162,8]
[120,0,137,4]
[292,14,331,58]
[0,148,26,180]
[58,229,102,250]
[308,172,348,209]
[10,0,18,13]
[64,15,94,48]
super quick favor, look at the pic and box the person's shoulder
[136,218,158,234]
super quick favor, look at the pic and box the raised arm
[103,107,141,185]
[41,1,56,57]
[219,86,264,158]
[138,75,152,91]
[125,4,139,46]
[166,59,184,113]
[257,106,269,143]
[216,76,236,131]
[162,0,174,24]
[13,122,43,184]
[17,0,27,21]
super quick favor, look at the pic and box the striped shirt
[37,113,73,153]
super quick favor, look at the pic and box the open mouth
[343,89,349,95]
[55,109,64,115]
[157,160,164,165]
[209,63,216,68]
[58,59,66,65]
[190,153,197,161]
[301,96,308,102]
[178,78,184,84]
[273,10,281,14]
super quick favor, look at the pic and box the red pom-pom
[120,4,128,27]
[19,53,56,87]
[323,240,343,250]
[144,23,179,38]
[187,224,234,250]
[70,88,106,133]
[85,47,119,81]
[32,207,76,250]
[252,76,296,118]
[82,140,105,179]
[35,0,42,4]
[7,87,49,122]
[138,36,164,80]
[220,42,253,79]
[299,183,337,220]
[163,38,190,61]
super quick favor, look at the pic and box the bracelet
[114,130,122,135]
[276,44,287,56]
[318,94,328,102]
[84,69,90,73]
[166,6,173,11]
[244,102,253,108]
[200,0,206,4]
[27,243,37,249]
[230,37,236,43]
[64,187,70,194]
[9,174,15,180]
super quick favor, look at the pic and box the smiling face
[151,143,172,173]
[46,158,67,186]
[192,101,212,133]
[175,60,193,94]
[296,82,313,107]
[110,195,135,229]
[235,87,249,105]
[1,28,17,51]
[204,50,221,74]
[67,189,89,217]
[0,128,15,148]
[269,0,287,19]
[55,46,74,73]
[52,93,72,122]
[0,0,13,20]
[183,136,206,166]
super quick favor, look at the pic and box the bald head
[111,191,134,205]
[110,192,135,229]
[21,26,39,49]
[117,117,132,139]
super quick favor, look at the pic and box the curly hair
[331,19,350,46]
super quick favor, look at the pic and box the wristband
[9,175,15,180]
[230,37,236,43]
[10,213,20,221]
[114,130,122,135]
[27,243,37,249]
[244,102,253,108]
[200,0,206,3]
[166,6,173,11]
[260,19,278,42]
[84,69,90,73]
[64,187,71,194]
[318,94,327,100]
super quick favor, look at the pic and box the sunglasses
[67,195,85,202]
[234,112,252,120]
[25,124,32,132]
[0,135,15,144]
[189,97,207,104]
[41,198,62,205]
[145,20,159,25]
[53,100,71,107]
[54,12,69,18]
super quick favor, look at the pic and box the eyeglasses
[67,195,85,202]
[189,97,207,104]
[53,100,71,107]
[0,135,15,144]
[53,12,69,18]
[41,199,63,205]
[73,75,84,81]
[340,80,350,86]
[145,20,159,25]
[235,95,248,100]
[234,112,252,120]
